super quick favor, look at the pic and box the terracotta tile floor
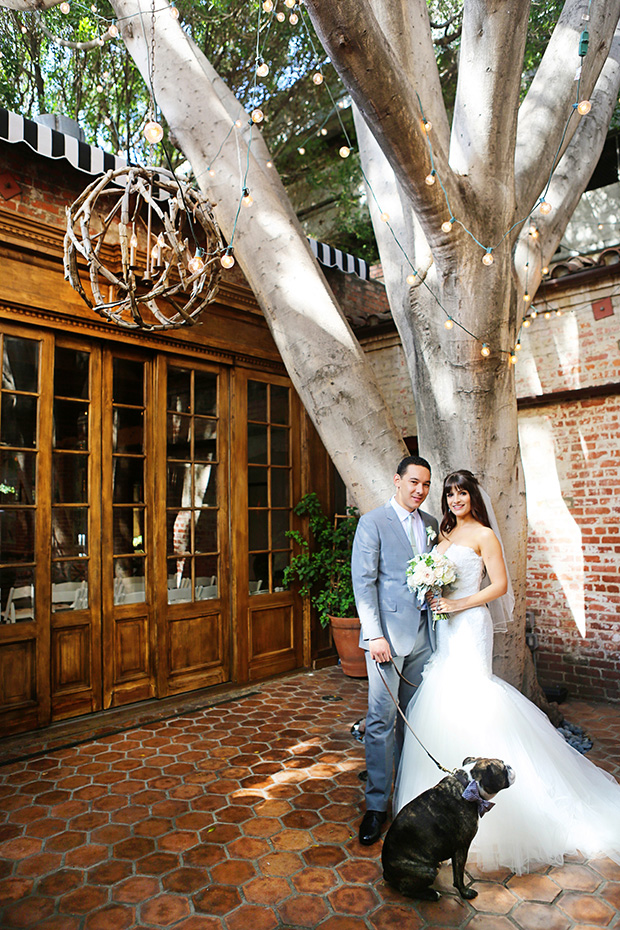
[0,666,619,930]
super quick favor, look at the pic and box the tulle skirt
[393,650,620,875]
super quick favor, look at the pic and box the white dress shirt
[390,496,425,553]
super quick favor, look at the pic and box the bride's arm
[431,529,508,614]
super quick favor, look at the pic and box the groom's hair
[396,455,432,476]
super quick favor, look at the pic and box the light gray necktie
[408,514,418,554]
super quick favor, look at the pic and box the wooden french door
[0,319,306,736]
[155,355,231,696]
[232,368,304,682]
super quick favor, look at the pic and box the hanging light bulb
[444,318,454,330]
[108,23,119,37]
[242,188,253,207]
[544,311,551,319]
[441,219,453,233]
[60,1,70,12]
[266,160,273,168]
[515,341,522,351]
[320,127,328,136]
[482,250,494,266]
[276,11,285,21]
[528,225,539,238]
[523,318,531,328]
[289,12,298,23]
[103,116,111,126]
[298,146,306,155]
[425,170,436,186]
[480,343,491,357]
[313,72,324,85]
[539,200,552,215]
[284,0,295,7]
[380,212,389,223]
[530,310,537,319]
[262,0,273,10]
[523,292,531,302]
[96,83,104,93]
[221,249,235,269]
[251,108,264,123]
[577,99,592,115]
[170,4,179,18]
[143,120,164,144]
[510,353,517,365]
[129,229,138,266]
[208,168,215,177]
[188,249,205,274]
[235,119,243,128]
[339,146,350,158]
[256,60,269,77]
[542,266,549,275]
[422,119,432,132]
[406,273,416,285]
[91,4,97,10]
[556,309,562,316]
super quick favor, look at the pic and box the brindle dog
[382,757,515,901]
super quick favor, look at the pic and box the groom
[351,455,438,845]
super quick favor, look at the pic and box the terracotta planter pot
[329,615,368,678]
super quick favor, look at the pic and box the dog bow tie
[462,780,495,817]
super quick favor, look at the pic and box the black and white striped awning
[309,238,370,280]
[1,107,370,280]
[0,107,125,176]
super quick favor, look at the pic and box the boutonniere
[426,526,437,543]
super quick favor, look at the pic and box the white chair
[52,580,88,611]
[122,578,146,604]
[196,584,218,600]
[3,585,35,623]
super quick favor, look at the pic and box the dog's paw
[459,886,478,900]
[416,888,440,901]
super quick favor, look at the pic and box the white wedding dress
[393,543,620,875]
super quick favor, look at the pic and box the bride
[393,469,620,875]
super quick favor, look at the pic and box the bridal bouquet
[406,550,457,627]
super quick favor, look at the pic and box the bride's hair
[440,469,492,535]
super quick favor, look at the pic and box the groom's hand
[370,637,392,664]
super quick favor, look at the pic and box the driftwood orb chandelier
[64,165,228,330]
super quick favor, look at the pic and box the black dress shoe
[359,809,387,845]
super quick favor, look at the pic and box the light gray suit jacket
[351,501,439,657]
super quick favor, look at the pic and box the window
[166,366,219,603]
[247,380,292,594]
[0,335,39,623]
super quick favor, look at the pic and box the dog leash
[375,661,453,776]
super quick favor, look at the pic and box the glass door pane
[51,346,90,612]
[0,335,40,623]
[247,380,292,594]
[112,359,146,604]
[166,365,220,602]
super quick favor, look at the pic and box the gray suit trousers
[364,609,432,811]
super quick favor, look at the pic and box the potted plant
[283,492,367,677]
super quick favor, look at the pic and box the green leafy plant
[283,492,359,627]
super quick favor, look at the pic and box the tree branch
[514,24,620,296]
[34,11,114,50]
[304,0,465,235]
[450,0,531,220]
[515,0,620,215]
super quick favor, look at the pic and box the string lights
[29,0,597,358]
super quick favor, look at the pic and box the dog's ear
[462,757,476,766]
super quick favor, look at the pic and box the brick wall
[339,262,620,702]
[517,272,620,702]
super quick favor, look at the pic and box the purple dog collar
[462,779,495,817]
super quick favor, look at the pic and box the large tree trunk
[113,0,409,513]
